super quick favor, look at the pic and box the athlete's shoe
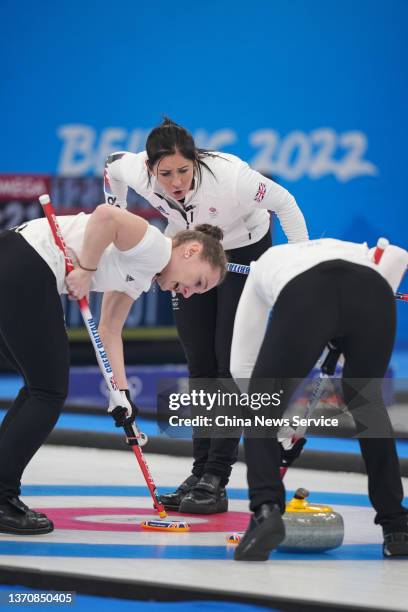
[0,497,54,535]
[383,517,408,557]
[159,475,199,511]
[8,496,48,519]
[234,503,285,561]
[179,473,228,514]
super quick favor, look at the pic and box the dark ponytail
[146,117,220,186]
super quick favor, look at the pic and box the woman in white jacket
[0,205,226,535]
[230,238,408,560]
[104,117,309,514]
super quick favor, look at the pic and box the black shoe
[234,504,285,561]
[159,475,199,511]
[383,517,408,557]
[0,497,54,535]
[8,497,48,519]
[179,473,228,514]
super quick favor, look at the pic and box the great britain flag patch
[254,182,267,203]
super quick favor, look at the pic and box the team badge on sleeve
[103,168,113,195]
[103,153,126,206]
[104,174,117,205]
[254,182,267,203]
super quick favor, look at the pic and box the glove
[108,389,139,428]
[280,437,307,468]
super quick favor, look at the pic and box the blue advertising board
[2,0,407,341]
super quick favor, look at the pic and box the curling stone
[280,487,344,552]
[227,487,344,552]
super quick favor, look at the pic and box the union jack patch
[254,182,267,203]
[103,168,112,195]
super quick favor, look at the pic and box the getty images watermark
[165,389,339,430]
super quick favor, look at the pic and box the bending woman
[230,238,408,560]
[104,117,309,514]
[0,205,226,535]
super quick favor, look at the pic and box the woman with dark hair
[104,117,309,514]
[0,205,226,534]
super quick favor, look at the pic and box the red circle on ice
[34,507,249,532]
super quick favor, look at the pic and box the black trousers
[245,260,407,525]
[0,232,69,501]
[172,230,272,486]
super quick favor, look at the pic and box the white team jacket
[230,238,408,380]
[104,151,308,250]
[16,214,171,300]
